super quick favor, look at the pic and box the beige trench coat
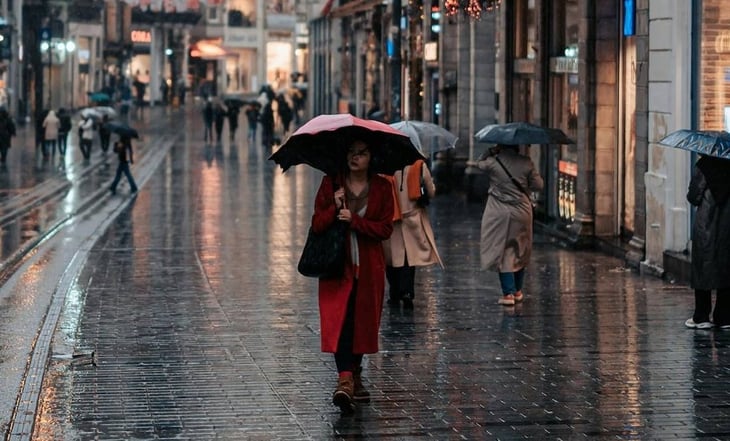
[383,163,444,268]
[477,149,543,272]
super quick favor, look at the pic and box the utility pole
[390,0,401,123]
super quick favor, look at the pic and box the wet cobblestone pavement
[8,107,730,440]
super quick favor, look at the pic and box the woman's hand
[334,188,345,208]
[337,208,352,222]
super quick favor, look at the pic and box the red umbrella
[269,114,425,175]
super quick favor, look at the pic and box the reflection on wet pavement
[29,108,730,440]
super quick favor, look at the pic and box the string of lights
[443,0,500,20]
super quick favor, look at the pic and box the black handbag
[297,220,347,278]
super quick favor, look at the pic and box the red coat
[312,175,394,353]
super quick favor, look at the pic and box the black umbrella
[105,121,139,139]
[475,122,575,145]
[658,129,730,159]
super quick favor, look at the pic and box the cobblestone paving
[30,109,730,440]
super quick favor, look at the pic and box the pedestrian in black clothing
[227,105,240,140]
[57,108,72,155]
[110,136,138,195]
[202,99,214,142]
[260,102,275,149]
[245,104,260,142]
[685,156,730,329]
[276,94,293,136]
[98,115,111,152]
[0,108,16,163]
[213,99,228,142]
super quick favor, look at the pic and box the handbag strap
[494,155,531,200]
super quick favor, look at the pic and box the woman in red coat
[310,139,393,413]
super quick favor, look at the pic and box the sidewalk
[10,106,727,440]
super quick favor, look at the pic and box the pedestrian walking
[213,98,228,143]
[245,104,260,142]
[79,116,95,160]
[98,115,111,153]
[202,99,214,143]
[476,144,544,306]
[42,110,61,158]
[309,139,394,414]
[57,108,72,155]
[276,93,293,136]
[685,155,730,329]
[109,136,138,195]
[0,108,16,164]
[260,102,275,149]
[382,159,443,309]
[227,105,240,140]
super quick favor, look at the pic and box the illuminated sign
[131,30,151,44]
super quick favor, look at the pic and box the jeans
[498,268,525,295]
[110,162,138,193]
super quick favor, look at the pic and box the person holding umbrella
[476,144,543,306]
[309,139,394,414]
[684,155,730,329]
[109,135,138,195]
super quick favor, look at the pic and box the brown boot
[332,372,355,413]
[353,366,370,402]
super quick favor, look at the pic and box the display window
[698,1,730,131]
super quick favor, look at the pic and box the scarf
[697,156,730,206]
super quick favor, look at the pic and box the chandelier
[444,0,500,20]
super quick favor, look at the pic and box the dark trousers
[386,264,416,300]
[695,288,730,325]
[100,133,111,152]
[204,122,213,142]
[58,133,68,155]
[110,162,138,193]
[80,139,92,159]
[335,280,363,373]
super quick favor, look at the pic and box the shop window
[228,0,255,27]
[698,2,730,131]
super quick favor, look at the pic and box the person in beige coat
[383,160,443,309]
[477,144,543,306]
[42,110,61,158]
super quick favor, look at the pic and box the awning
[189,39,228,59]
[328,0,384,18]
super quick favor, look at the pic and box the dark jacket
[0,111,16,148]
[687,157,730,290]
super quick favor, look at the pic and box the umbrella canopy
[269,113,425,175]
[80,108,103,120]
[105,121,139,139]
[658,129,730,159]
[475,122,575,145]
[94,106,117,118]
[88,92,111,104]
[390,120,458,155]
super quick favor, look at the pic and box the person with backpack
[0,108,16,164]
[382,159,443,309]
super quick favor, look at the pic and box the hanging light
[444,0,500,20]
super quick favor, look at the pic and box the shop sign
[224,29,259,48]
[550,56,578,74]
[424,42,437,62]
[131,30,152,44]
[558,160,578,223]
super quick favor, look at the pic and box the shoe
[332,373,355,414]
[402,293,414,309]
[352,366,370,403]
[498,294,515,306]
[514,291,524,303]
[685,318,713,329]
[109,187,116,195]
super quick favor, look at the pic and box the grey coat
[477,149,543,272]
[687,162,730,290]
